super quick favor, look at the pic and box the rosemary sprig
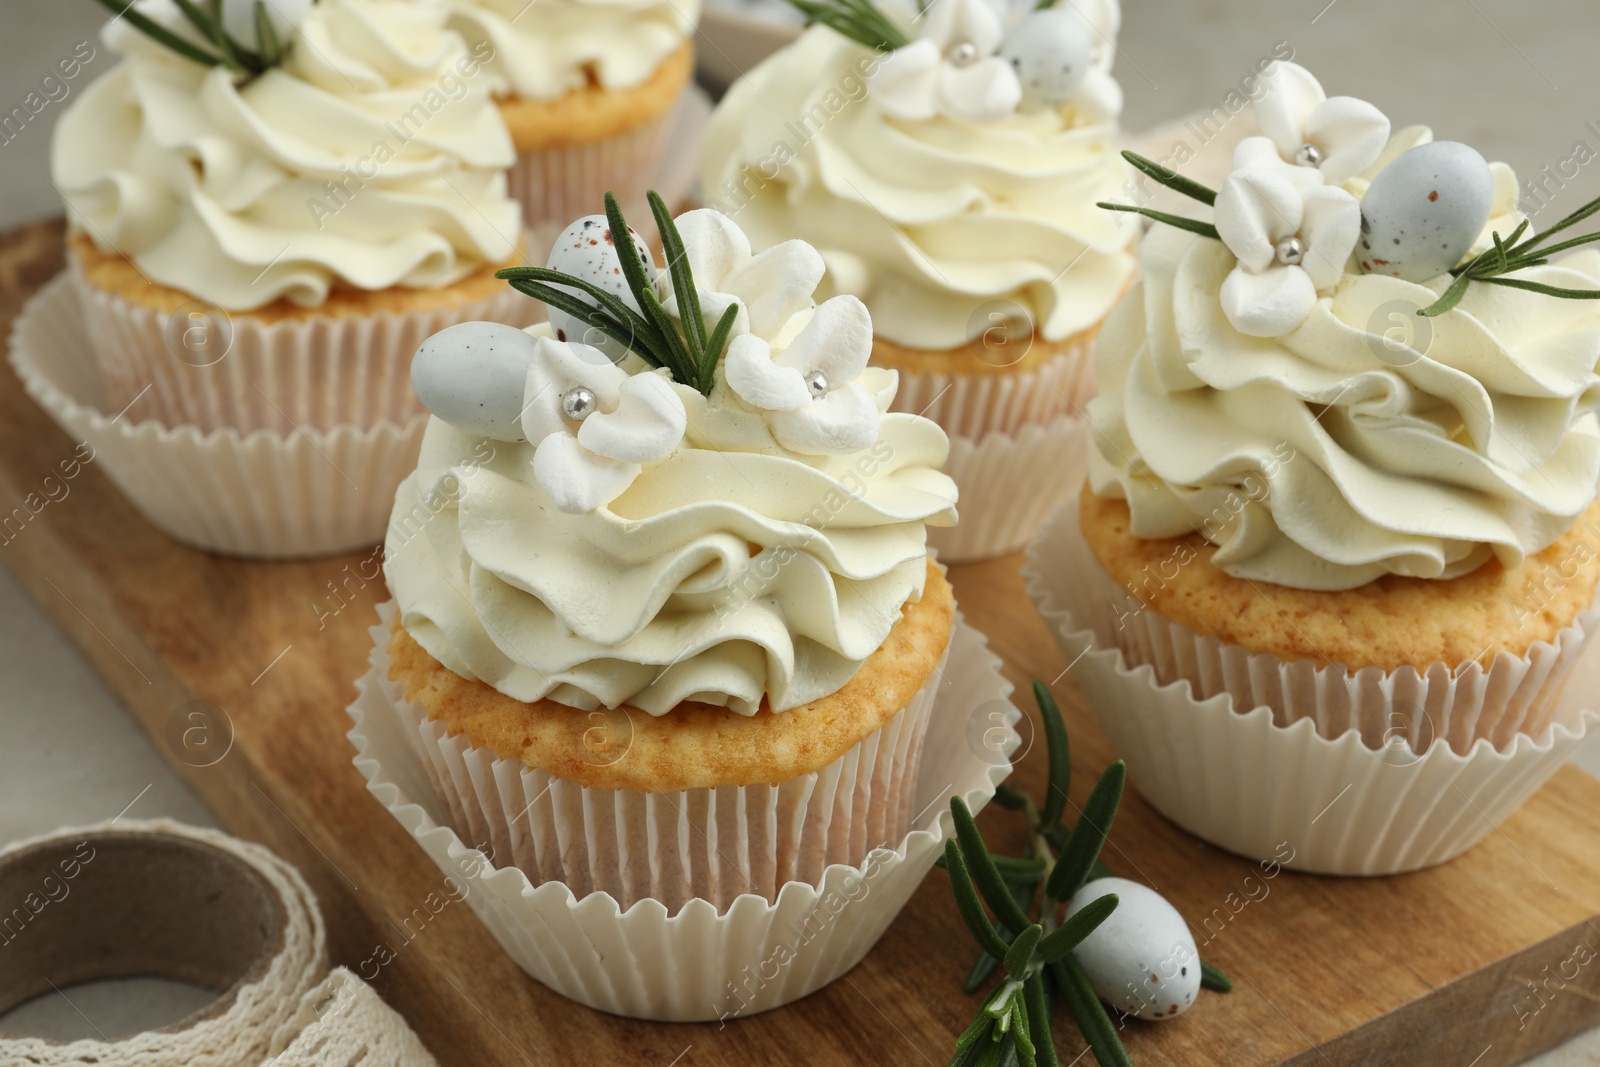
[941,683,1233,1066]
[495,192,738,398]
[782,0,910,52]
[90,0,290,76]
[1419,190,1600,316]
[1096,150,1222,239]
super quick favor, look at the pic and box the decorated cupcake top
[385,199,958,715]
[699,0,1135,351]
[1089,61,1600,591]
[53,0,519,311]
[448,0,699,101]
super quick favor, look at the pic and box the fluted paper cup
[928,415,1090,564]
[71,263,533,436]
[10,275,424,559]
[886,339,1095,440]
[347,602,1021,1020]
[1023,494,1600,875]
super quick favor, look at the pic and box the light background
[1,0,1599,1060]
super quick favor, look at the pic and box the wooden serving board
[4,218,1599,1067]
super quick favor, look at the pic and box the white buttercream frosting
[448,0,697,101]
[388,208,958,714]
[699,21,1136,350]
[53,0,519,311]
[1089,130,1600,591]
[386,346,957,714]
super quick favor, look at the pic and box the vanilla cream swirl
[52,0,518,311]
[384,359,958,714]
[700,26,1136,350]
[449,0,697,100]
[1088,217,1600,591]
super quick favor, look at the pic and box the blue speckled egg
[1358,141,1495,283]
[545,215,657,363]
[1000,9,1094,111]
[1068,877,1202,1021]
[411,321,540,441]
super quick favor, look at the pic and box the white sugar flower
[868,0,1021,124]
[1253,61,1390,185]
[521,338,687,513]
[672,208,882,455]
[725,296,879,455]
[1215,166,1360,337]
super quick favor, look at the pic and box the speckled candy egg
[411,321,540,441]
[1358,141,1495,283]
[1000,9,1094,111]
[1068,877,1201,1021]
[545,214,657,363]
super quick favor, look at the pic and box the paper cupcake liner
[71,262,534,436]
[1023,494,1600,875]
[11,274,424,559]
[1037,495,1600,755]
[347,601,1022,1020]
[929,414,1090,564]
[507,105,679,235]
[887,336,1095,441]
[395,632,946,914]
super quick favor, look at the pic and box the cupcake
[448,0,699,234]
[1027,61,1600,873]
[700,0,1137,560]
[23,0,532,556]
[377,200,962,913]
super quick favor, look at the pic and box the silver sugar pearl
[561,385,598,421]
[1274,235,1306,266]
[948,41,979,67]
[804,369,829,398]
[1294,143,1323,168]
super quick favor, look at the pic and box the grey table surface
[1,0,1599,1061]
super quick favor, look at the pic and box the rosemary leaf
[204,0,252,74]
[1478,276,1600,299]
[649,192,707,357]
[1004,924,1043,980]
[701,302,741,392]
[1200,959,1234,993]
[993,783,1029,811]
[1044,762,1125,902]
[640,286,698,383]
[601,192,679,365]
[1010,998,1037,1067]
[945,840,1014,962]
[91,0,224,67]
[963,878,1039,994]
[1036,893,1117,964]
[1033,682,1071,829]
[953,798,1036,932]
[1512,192,1600,256]
[1097,202,1221,240]
[502,280,664,370]
[255,0,282,66]
[1120,151,1217,207]
[949,1021,993,1067]
[171,0,218,43]
[1507,230,1600,261]
[1417,270,1474,317]
[1051,958,1135,1067]
[497,267,669,355]
[1023,974,1058,1067]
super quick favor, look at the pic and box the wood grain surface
[3,219,1598,1067]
